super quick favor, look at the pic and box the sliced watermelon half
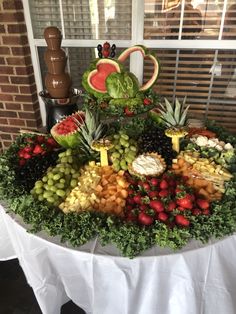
[51,111,85,148]
[82,59,122,98]
[118,45,160,92]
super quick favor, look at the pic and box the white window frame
[23,0,236,126]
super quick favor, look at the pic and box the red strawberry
[23,146,32,153]
[124,107,134,116]
[102,50,110,58]
[138,212,154,226]
[168,179,176,187]
[159,189,169,198]
[177,194,193,209]
[137,180,143,186]
[160,180,168,189]
[177,206,186,212]
[167,201,176,212]
[184,194,195,202]
[192,209,202,216]
[175,215,190,227]
[150,178,158,186]
[140,204,148,211]
[202,208,210,215]
[142,182,151,191]
[33,144,44,155]
[103,42,110,49]
[18,149,25,158]
[133,194,142,204]
[149,200,164,212]
[143,98,152,106]
[158,212,168,222]
[128,189,134,196]
[46,137,58,147]
[23,153,32,159]
[25,137,34,144]
[196,199,210,210]
[169,187,175,196]
[175,186,184,194]
[36,135,45,144]
[148,190,159,199]
[127,197,135,205]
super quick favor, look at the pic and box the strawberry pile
[17,135,58,166]
[125,172,211,227]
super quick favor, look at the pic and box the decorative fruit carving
[82,59,122,98]
[106,72,139,99]
[118,45,160,91]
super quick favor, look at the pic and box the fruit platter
[1,45,236,258]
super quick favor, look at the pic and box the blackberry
[15,151,59,192]
[138,126,176,166]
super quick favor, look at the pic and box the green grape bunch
[31,149,81,207]
[109,130,138,171]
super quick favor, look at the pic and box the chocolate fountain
[39,26,81,132]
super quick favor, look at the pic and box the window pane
[144,0,225,40]
[62,0,132,39]
[222,3,236,39]
[29,0,62,38]
[29,0,132,40]
[144,49,236,132]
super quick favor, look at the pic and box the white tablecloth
[1,204,236,314]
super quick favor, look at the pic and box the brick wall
[0,0,42,151]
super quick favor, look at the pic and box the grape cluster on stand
[31,149,81,207]
[110,130,138,171]
[138,126,176,166]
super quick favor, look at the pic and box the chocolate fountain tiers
[40,26,82,132]
[44,26,71,99]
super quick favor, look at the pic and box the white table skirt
[1,204,236,314]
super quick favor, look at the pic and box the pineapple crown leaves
[159,97,190,128]
[73,109,107,156]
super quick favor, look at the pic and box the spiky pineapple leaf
[174,98,181,124]
[180,96,187,115]
[179,104,190,126]
[73,108,106,157]
[164,98,174,115]
[159,109,177,126]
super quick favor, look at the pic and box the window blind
[144,48,236,132]
[144,0,236,40]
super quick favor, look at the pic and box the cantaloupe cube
[95,185,103,192]
[101,178,109,186]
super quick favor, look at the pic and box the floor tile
[0,259,85,314]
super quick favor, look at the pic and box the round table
[1,204,236,314]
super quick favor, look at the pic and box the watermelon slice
[51,111,85,148]
[82,59,122,98]
[118,45,160,91]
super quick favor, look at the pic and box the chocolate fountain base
[39,89,82,132]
